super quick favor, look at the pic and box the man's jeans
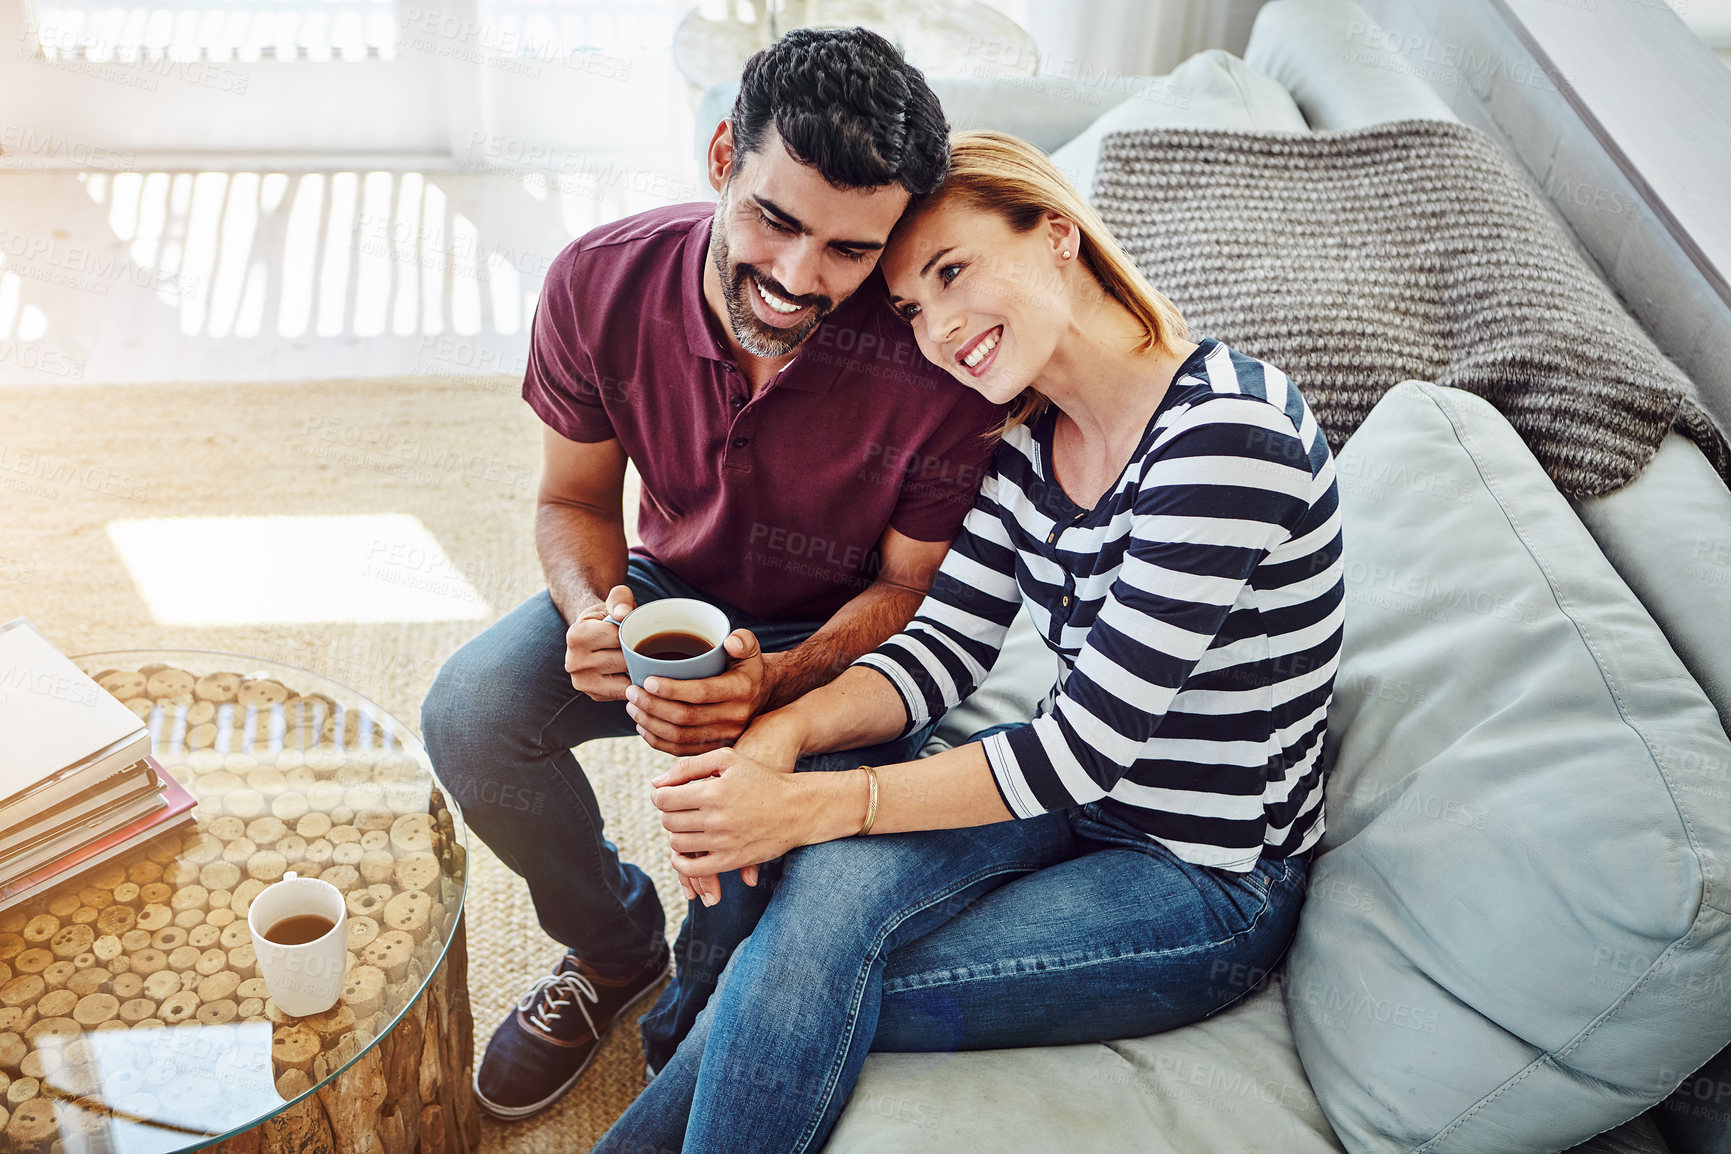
[594,803,1312,1154]
[421,556,933,1071]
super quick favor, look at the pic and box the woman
[598,131,1344,1154]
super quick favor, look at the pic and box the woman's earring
[1061,249,1071,259]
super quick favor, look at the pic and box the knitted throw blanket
[1092,119,1730,498]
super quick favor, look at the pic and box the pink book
[0,760,197,911]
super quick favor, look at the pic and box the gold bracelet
[856,765,880,837]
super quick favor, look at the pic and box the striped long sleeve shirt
[857,339,1345,872]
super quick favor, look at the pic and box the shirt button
[732,437,749,448]
[1062,595,1071,606]
[730,398,744,410]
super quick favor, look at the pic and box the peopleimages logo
[20,31,251,95]
[1341,779,1490,830]
[1340,21,1570,95]
[300,416,533,489]
[1542,175,1640,218]
[398,8,633,79]
[859,440,985,491]
[1344,559,1537,625]
[0,342,85,379]
[1282,972,1442,1034]
[747,523,869,571]
[0,226,198,299]
[1336,450,1471,502]
[0,126,134,170]
[0,662,101,707]
[0,443,151,501]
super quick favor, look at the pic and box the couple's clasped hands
[652,722,821,905]
[563,585,805,905]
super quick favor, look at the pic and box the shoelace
[517,967,601,1038]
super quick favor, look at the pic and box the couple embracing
[423,25,1344,1154]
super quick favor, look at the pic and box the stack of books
[0,619,197,911]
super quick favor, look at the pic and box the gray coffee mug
[617,598,731,686]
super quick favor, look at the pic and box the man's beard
[710,210,833,358]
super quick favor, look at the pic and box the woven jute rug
[0,376,680,1152]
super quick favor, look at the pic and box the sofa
[698,3,1731,1151]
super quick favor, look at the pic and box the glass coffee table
[0,651,476,1153]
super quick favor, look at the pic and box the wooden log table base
[0,663,482,1153]
[208,913,479,1154]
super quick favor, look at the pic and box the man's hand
[565,585,635,701]
[625,629,774,755]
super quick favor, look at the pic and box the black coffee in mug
[263,913,337,945]
[636,631,715,661]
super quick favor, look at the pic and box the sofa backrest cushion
[1245,0,1461,130]
[1572,432,1731,740]
[1287,381,1731,1152]
[1048,49,1308,201]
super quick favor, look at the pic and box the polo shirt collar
[682,212,729,363]
[678,210,871,395]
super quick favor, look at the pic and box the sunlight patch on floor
[106,513,492,624]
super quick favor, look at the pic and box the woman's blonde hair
[898,130,1190,431]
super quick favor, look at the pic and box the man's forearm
[761,578,923,710]
[536,501,629,623]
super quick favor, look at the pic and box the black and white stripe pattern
[858,339,1344,872]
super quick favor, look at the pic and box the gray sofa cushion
[1244,0,1461,129]
[1047,49,1308,201]
[828,980,1346,1152]
[1571,432,1731,739]
[826,984,1675,1152]
[1291,380,1731,1152]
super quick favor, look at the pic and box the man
[422,27,1003,1121]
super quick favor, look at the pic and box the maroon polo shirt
[523,203,1005,622]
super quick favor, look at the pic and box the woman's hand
[653,748,841,879]
[666,712,809,903]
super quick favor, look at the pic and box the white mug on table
[247,871,348,1017]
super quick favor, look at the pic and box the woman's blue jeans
[593,786,1311,1154]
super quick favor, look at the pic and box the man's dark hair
[730,27,949,197]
